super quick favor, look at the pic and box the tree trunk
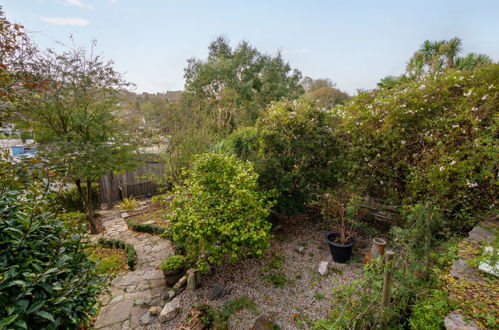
[75,178,99,234]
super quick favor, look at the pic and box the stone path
[93,209,174,329]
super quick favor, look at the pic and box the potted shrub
[320,190,361,263]
[160,255,185,286]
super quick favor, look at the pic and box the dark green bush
[125,217,166,235]
[0,191,105,329]
[340,64,498,225]
[56,183,100,213]
[255,99,344,214]
[159,255,185,271]
[97,238,137,271]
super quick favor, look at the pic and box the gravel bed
[149,216,366,329]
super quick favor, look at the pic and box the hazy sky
[3,0,499,94]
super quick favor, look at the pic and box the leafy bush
[97,238,137,271]
[0,191,104,329]
[213,127,259,160]
[117,196,139,210]
[408,289,452,329]
[56,183,100,213]
[340,64,498,225]
[163,153,274,271]
[160,255,185,271]
[125,217,166,235]
[255,99,344,214]
[87,248,129,275]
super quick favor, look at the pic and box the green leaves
[0,190,105,328]
[163,153,274,271]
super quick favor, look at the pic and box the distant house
[0,138,37,158]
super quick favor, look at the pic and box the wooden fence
[99,161,167,204]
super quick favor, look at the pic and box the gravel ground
[150,215,366,330]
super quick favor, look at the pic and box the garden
[0,7,497,330]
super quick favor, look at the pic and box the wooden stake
[381,250,395,328]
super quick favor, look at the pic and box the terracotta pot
[370,238,386,258]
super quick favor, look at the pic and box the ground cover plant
[87,248,129,275]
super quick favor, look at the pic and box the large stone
[444,311,479,330]
[318,261,328,276]
[251,316,280,330]
[209,285,225,300]
[149,306,160,315]
[160,297,180,322]
[140,309,158,325]
[187,269,199,291]
[469,226,494,243]
[94,299,134,328]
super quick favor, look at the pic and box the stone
[187,269,199,291]
[160,297,180,322]
[478,246,499,276]
[139,310,157,325]
[318,261,328,276]
[149,306,160,315]
[444,311,479,330]
[251,316,280,330]
[209,284,225,300]
[294,246,305,254]
[162,290,176,302]
[450,259,476,281]
[94,299,134,328]
[469,225,495,243]
[121,212,129,218]
[142,269,164,280]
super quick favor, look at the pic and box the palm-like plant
[440,37,462,68]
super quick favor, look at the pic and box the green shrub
[97,238,137,271]
[56,183,100,213]
[125,217,166,235]
[213,127,259,160]
[340,64,498,225]
[163,152,274,271]
[159,255,185,271]
[409,289,452,329]
[255,99,344,215]
[0,190,105,329]
[117,196,139,210]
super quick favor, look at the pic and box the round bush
[160,255,185,271]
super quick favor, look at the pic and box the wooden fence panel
[99,161,166,204]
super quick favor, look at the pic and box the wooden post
[381,250,395,328]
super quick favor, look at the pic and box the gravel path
[150,216,365,330]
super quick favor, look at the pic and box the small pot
[162,268,184,286]
[326,233,356,263]
[370,238,386,258]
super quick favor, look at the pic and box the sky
[2,0,499,94]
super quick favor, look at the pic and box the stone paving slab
[93,208,174,329]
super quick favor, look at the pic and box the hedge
[125,217,167,235]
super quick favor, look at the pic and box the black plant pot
[326,233,356,263]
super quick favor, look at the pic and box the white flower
[401,140,406,145]
[450,160,456,165]
[471,107,478,112]
[481,95,488,100]
[439,166,445,171]
[380,180,384,185]
[466,181,478,188]
[489,85,494,89]
[452,124,459,128]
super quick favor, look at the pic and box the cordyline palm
[440,37,462,68]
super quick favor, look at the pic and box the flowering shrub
[255,99,344,214]
[339,64,498,223]
[163,153,274,271]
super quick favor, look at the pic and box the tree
[406,38,491,78]
[25,44,137,233]
[300,77,334,92]
[184,36,303,134]
[304,86,350,109]
[0,7,38,128]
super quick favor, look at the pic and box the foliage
[184,36,303,133]
[261,254,287,288]
[304,86,350,109]
[87,248,129,275]
[196,295,258,329]
[316,204,457,329]
[159,255,185,271]
[317,190,362,244]
[340,64,498,225]
[125,217,167,235]
[255,99,344,214]
[213,127,258,160]
[163,152,274,271]
[57,211,87,232]
[0,190,105,329]
[24,43,138,233]
[97,238,137,271]
[56,184,100,214]
[408,289,452,329]
[117,197,139,210]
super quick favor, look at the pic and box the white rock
[121,212,129,218]
[318,261,328,276]
[160,297,180,322]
